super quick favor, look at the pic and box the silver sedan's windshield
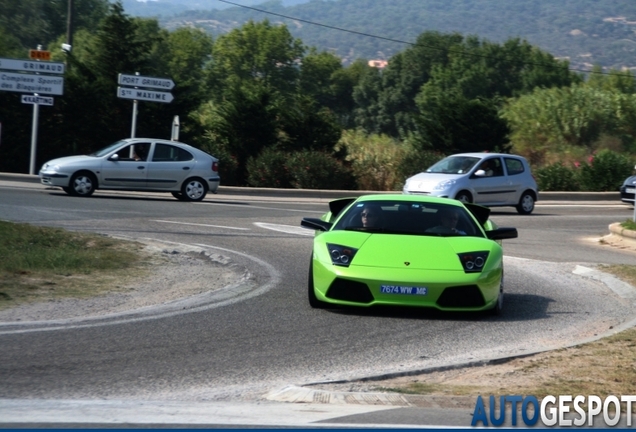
[89,140,128,157]
[426,156,480,174]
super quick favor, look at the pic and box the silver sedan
[39,138,220,201]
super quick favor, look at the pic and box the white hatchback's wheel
[180,178,208,202]
[516,192,535,215]
[455,191,472,203]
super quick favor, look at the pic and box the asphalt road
[0,178,635,428]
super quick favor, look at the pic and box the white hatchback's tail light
[212,161,219,172]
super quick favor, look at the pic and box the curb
[610,222,636,239]
[0,172,622,201]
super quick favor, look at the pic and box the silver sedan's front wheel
[69,172,96,197]
[180,178,208,202]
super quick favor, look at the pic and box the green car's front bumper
[311,257,502,312]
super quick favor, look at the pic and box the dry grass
[0,221,158,311]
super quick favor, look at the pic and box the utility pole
[66,0,73,47]
[64,0,74,69]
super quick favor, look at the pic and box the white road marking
[195,201,322,213]
[153,219,250,230]
[255,222,314,236]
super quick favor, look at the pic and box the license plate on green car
[380,285,428,295]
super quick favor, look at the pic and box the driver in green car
[360,205,385,228]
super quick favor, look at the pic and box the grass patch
[0,220,150,310]
[599,264,636,287]
[621,219,636,231]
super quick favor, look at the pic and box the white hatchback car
[39,138,220,202]
[402,153,538,214]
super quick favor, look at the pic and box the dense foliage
[1,1,635,191]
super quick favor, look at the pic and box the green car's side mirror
[301,218,333,232]
[486,227,518,240]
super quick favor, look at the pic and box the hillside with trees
[159,0,636,71]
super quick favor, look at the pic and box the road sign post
[171,115,179,141]
[0,53,64,174]
[30,101,40,176]
[117,73,175,138]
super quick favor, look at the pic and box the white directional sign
[0,57,65,74]
[0,71,64,95]
[118,74,174,90]
[117,86,174,103]
[21,95,54,106]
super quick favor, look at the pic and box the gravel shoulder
[0,238,241,323]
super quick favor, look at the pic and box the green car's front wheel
[308,260,328,309]
[489,273,504,316]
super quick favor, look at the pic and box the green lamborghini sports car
[300,194,518,315]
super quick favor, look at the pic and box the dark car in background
[620,166,636,206]
[39,138,220,202]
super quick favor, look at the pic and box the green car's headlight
[327,243,358,267]
[457,251,489,273]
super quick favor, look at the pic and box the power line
[215,0,623,77]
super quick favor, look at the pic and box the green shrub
[246,148,292,188]
[335,129,412,191]
[197,139,240,186]
[534,163,580,191]
[246,148,355,189]
[397,148,445,184]
[577,149,635,191]
[286,150,356,190]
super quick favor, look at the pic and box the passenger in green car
[426,207,467,235]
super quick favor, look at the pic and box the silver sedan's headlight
[434,179,456,191]
[42,164,60,172]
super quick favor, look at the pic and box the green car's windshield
[332,200,484,238]
[89,140,128,157]
[426,156,480,174]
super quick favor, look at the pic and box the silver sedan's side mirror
[108,154,120,161]
[474,169,486,177]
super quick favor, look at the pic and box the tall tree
[0,0,108,52]
[415,87,510,154]
[196,20,345,185]
[353,31,465,137]
[205,19,305,98]
[501,84,636,165]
